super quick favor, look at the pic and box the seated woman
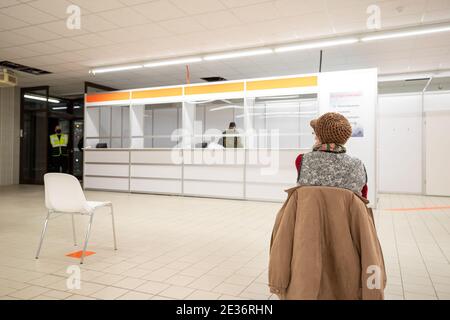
[295,112,368,198]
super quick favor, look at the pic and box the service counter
[84,148,304,202]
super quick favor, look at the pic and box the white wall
[424,92,450,196]
[0,87,20,185]
[378,94,423,194]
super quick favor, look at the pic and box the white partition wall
[378,93,423,194]
[424,92,450,196]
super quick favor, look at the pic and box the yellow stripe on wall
[185,82,244,95]
[132,87,183,99]
[246,76,318,91]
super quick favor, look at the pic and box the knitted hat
[310,112,352,145]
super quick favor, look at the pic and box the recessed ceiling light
[24,94,60,104]
[274,38,359,53]
[204,48,273,61]
[90,64,143,74]
[361,25,450,41]
[143,57,202,68]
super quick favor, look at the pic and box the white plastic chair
[35,173,117,264]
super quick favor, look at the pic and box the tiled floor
[0,185,449,300]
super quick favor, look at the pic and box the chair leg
[35,211,51,259]
[80,214,94,264]
[110,204,118,250]
[71,213,77,246]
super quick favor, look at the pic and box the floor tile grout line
[405,213,440,299]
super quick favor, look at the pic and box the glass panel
[192,98,245,149]
[21,88,48,184]
[99,106,111,137]
[111,107,122,137]
[247,94,318,149]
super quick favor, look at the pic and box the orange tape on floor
[66,250,96,259]
[384,205,450,212]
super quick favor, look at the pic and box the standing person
[49,125,69,173]
[295,112,368,198]
[221,122,243,148]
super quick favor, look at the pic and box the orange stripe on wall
[86,92,130,103]
[247,76,318,91]
[384,205,450,212]
[185,82,244,95]
[132,87,183,99]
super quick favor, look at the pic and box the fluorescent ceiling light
[144,57,202,68]
[204,48,273,61]
[24,94,60,104]
[74,105,81,109]
[361,25,450,41]
[275,38,359,53]
[52,107,68,110]
[210,105,244,112]
[90,64,143,74]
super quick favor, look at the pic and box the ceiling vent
[0,61,51,75]
[0,68,18,87]
[201,76,227,82]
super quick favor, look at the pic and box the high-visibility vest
[50,134,68,157]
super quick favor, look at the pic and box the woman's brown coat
[269,186,386,300]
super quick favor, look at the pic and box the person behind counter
[221,122,243,148]
[295,112,368,198]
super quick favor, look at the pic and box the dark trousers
[50,156,68,173]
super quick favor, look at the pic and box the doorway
[20,87,84,184]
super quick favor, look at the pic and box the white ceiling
[0,0,450,96]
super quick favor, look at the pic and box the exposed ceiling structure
[1,0,450,96]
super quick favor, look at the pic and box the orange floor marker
[384,205,450,212]
[66,250,96,259]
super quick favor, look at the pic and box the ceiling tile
[82,14,118,32]
[0,13,29,30]
[170,0,226,15]
[98,7,149,27]
[71,0,125,13]
[159,17,206,34]
[132,1,185,21]
[40,19,88,37]
[0,3,58,24]
[0,0,20,8]
[195,10,242,30]
[28,0,75,19]
[70,33,115,47]
[275,0,327,17]
[20,42,64,55]
[220,0,269,8]
[46,38,88,51]
[0,30,35,46]
[232,2,281,23]
[13,25,61,41]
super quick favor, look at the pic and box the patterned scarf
[313,143,346,153]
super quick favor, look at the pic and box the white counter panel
[85,151,129,163]
[84,176,129,191]
[246,167,297,184]
[246,183,292,201]
[130,178,182,194]
[184,165,244,182]
[131,150,180,164]
[184,180,244,198]
[85,164,129,177]
[183,149,245,165]
[130,165,182,179]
